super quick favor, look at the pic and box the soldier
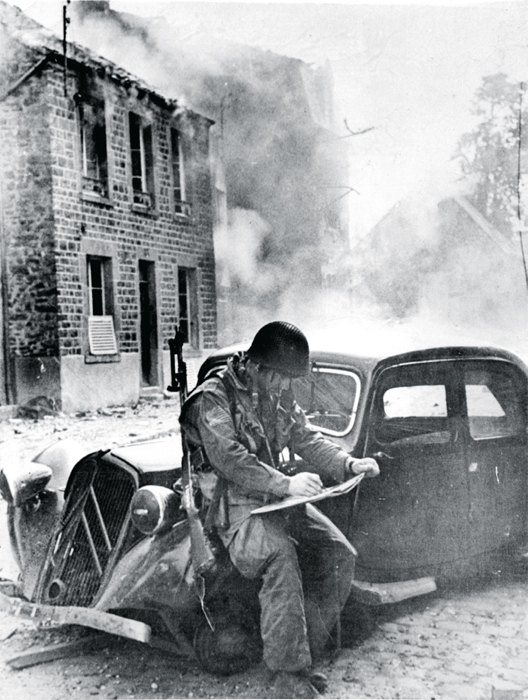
[180,321,379,698]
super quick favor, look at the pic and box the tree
[456,73,527,236]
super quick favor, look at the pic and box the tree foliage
[456,73,527,235]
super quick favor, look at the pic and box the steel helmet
[247,321,310,377]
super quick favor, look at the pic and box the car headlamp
[130,486,180,536]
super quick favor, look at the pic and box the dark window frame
[79,98,109,199]
[129,112,155,209]
[86,256,119,359]
[170,128,190,216]
[178,267,199,349]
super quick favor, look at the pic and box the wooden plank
[6,633,110,670]
[0,592,151,643]
[350,576,437,606]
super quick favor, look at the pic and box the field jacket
[180,354,352,542]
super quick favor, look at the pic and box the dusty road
[0,399,527,700]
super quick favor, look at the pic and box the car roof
[199,341,528,383]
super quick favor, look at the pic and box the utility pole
[63,0,71,97]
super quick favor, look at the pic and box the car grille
[37,455,137,607]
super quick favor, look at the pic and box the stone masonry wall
[0,50,59,359]
[1,37,217,408]
[46,66,217,360]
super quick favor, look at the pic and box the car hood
[111,436,182,474]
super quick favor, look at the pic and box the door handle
[370,451,394,461]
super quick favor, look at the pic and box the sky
[6,0,528,240]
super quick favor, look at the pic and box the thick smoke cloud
[66,3,528,360]
[67,3,352,345]
[345,172,528,358]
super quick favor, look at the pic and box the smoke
[344,171,528,360]
[215,207,273,291]
[43,4,528,361]
[63,2,356,346]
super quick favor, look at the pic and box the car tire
[193,617,262,675]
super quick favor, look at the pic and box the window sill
[131,203,159,218]
[174,201,192,219]
[173,212,192,224]
[81,191,113,207]
[85,353,121,364]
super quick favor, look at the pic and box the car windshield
[292,367,360,436]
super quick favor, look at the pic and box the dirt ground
[0,398,527,700]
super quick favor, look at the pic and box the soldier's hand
[287,472,324,498]
[348,457,380,478]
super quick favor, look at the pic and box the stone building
[66,1,351,345]
[0,2,217,412]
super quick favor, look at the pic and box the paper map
[251,473,364,515]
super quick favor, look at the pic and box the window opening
[171,128,187,214]
[375,375,451,446]
[292,367,360,437]
[87,257,117,355]
[80,100,108,198]
[88,258,105,315]
[383,385,448,418]
[129,113,154,207]
[465,367,524,439]
[178,267,199,348]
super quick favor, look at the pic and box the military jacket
[180,354,352,541]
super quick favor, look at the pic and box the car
[1,340,527,673]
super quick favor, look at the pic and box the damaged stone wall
[0,49,59,359]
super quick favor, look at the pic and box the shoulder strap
[220,373,239,423]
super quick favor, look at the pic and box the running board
[349,576,437,605]
[0,591,151,643]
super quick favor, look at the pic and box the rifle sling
[200,372,242,533]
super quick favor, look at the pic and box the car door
[458,360,528,559]
[353,360,469,581]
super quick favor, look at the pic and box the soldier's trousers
[227,504,357,672]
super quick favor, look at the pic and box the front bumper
[0,590,151,643]
[349,576,437,605]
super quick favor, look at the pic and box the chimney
[73,1,110,18]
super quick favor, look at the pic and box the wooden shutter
[88,316,118,355]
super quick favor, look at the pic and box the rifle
[167,325,216,579]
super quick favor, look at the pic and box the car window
[375,376,451,446]
[384,385,448,418]
[465,368,524,439]
[292,367,360,437]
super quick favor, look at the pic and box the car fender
[94,519,198,616]
[2,438,88,600]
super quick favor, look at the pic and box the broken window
[464,366,525,440]
[292,368,361,436]
[87,256,117,356]
[178,267,199,348]
[129,112,154,208]
[171,128,189,215]
[80,99,108,198]
[373,365,453,446]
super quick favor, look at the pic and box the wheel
[193,618,262,675]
